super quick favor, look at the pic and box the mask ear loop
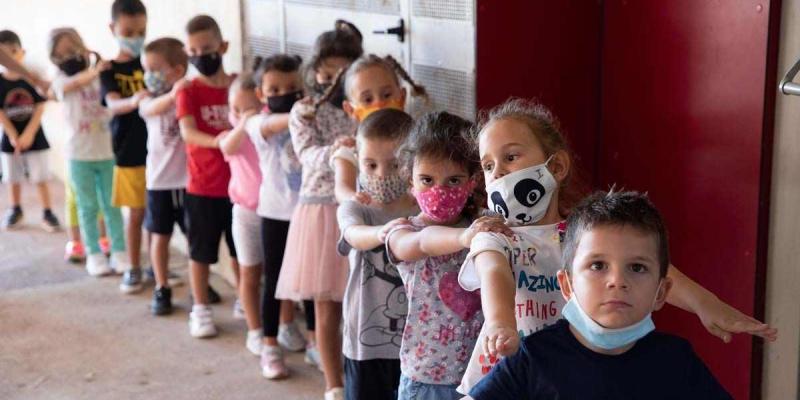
[649,279,664,311]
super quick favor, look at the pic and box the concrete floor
[0,181,325,400]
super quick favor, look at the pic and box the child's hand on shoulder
[353,191,372,205]
[92,60,111,75]
[334,135,356,148]
[377,217,412,243]
[459,216,514,248]
[133,89,150,105]
[169,78,189,98]
[483,322,520,358]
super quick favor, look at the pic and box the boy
[336,109,418,400]
[470,191,732,400]
[0,30,60,232]
[177,15,239,338]
[140,37,189,315]
[99,0,149,293]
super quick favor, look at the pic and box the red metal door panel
[598,2,773,398]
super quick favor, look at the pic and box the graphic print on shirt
[359,246,407,349]
[200,104,230,132]
[3,87,35,122]
[76,87,108,135]
[114,70,145,97]
[273,132,302,192]
[159,111,181,146]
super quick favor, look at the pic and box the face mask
[58,56,87,76]
[358,173,408,204]
[267,90,303,114]
[190,52,222,76]
[561,277,661,350]
[353,97,405,122]
[117,36,145,57]
[413,181,475,223]
[486,155,556,226]
[315,82,345,109]
[144,70,169,95]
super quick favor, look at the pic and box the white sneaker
[304,343,323,371]
[278,322,307,352]
[324,387,344,400]
[233,298,246,320]
[110,252,129,275]
[246,329,263,356]
[85,253,112,277]
[261,345,289,380]
[189,306,217,338]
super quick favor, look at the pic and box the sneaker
[189,305,217,338]
[65,241,86,263]
[304,343,323,371]
[278,322,307,352]
[41,209,61,233]
[98,236,111,257]
[324,387,345,400]
[85,253,112,277]
[233,299,246,320]
[189,284,222,304]
[119,268,144,294]
[246,329,262,356]
[110,252,129,275]
[2,207,23,230]
[151,286,173,316]
[261,345,289,380]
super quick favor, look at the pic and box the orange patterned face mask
[352,97,406,121]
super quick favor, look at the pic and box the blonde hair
[47,28,88,64]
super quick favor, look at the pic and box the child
[48,27,125,276]
[330,53,428,205]
[456,98,778,394]
[469,191,732,399]
[177,14,239,338]
[139,37,189,315]
[99,0,149,293]
[275,20,362,399]
[383,111,510,400]
[336,109,418,400]
[240,54,316,379]
[0,30,61,232]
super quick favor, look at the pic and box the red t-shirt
[175,78,232,197]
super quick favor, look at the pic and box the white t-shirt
[140,100,186,190]
[457,221,566,394]
[51,73,113,161]
[246,114,301,220]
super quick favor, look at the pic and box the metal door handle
[780,57,800,95]
[373,19,405,43]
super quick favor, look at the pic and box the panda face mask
[486,155,557,226]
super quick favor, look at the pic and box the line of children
[4,3,780,399]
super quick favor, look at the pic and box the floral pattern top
[385,216,484,385]
[288,98,357,204]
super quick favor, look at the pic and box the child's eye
[506,154,518,162]
[447,177,463,186]
[630,264,648,273]
[482,162,494,172]
[363,95,374,104]
[367,162,377,170]
[420,177,433,185]
[589,262,606,271]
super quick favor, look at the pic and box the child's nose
[606,268,630,290]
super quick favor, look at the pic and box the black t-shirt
[0,74,48,153]
[470,319,732,400]
[99,58,147,167]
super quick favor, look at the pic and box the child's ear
[653,277,673,311]
[109,23,115,36]
[219,41,229,55]
[557,269,573,301]
[255,86,265,102]
[399,87,407,103]
[342,100,355,118]
[551,150,571,183]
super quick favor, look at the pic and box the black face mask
[58,56,88,76]
[190,52,222,76]
[267,90,303,114]
[314,82,345,109]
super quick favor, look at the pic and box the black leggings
[261,217,315,337]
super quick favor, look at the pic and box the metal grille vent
[286,0,400,15]
[412,64,475,120]
[412,0,472,21]
[247,35,281,59]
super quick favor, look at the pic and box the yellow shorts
[112,166,146,208]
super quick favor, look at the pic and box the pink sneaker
[261,345,289,380]
[98,237,111,257]
[64,241,86,263]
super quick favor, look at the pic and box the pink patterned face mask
[413,181,476,223]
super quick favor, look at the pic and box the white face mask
[486,156,556,226]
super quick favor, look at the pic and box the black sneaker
[41,209,61,233]
[119,268,144,294]
[2,207,23,230]
[151,286,173,316]
[189,284,222,304]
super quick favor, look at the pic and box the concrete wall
[763,2,800,399]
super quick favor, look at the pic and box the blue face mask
[117,36,145,57]
[144,70,169,95]
[561,277,661,350]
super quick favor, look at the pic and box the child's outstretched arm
[344,218,412,251]
[289,100,352,170]
[475,250,519,358]
[55,60,109,97]
[139,78,187,118]
[179,116,220,148]
[219,110,257,155]
[418,216,514,257]
[258,113,290,139]
[104,90,148,116]
[667,265,777,342]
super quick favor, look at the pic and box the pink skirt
[275,203,349,302]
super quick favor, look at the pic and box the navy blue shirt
[470,319,732,400]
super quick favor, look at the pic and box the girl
[383,111,511,400]
[456,97,779,394]
[330,53,428,205]
[275,20,362,399]
[47,27,125,276]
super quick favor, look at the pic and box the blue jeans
[398,374,461,400]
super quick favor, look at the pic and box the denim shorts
[398,374,461,400]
